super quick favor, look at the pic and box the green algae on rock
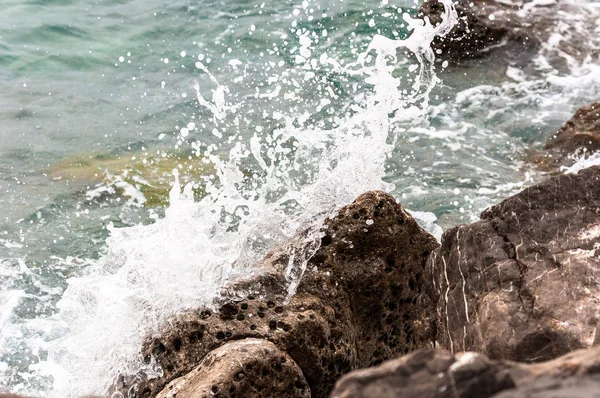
[48,149,215,207]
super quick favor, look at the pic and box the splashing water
[20,1,459,396]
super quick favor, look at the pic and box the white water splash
[6,1,458,396]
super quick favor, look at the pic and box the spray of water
[17,1,458,396]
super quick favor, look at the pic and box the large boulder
[113,191,439,397]
[330,345,600,398]
[425,165,600,362]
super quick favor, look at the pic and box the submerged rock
[538,102,600,170]
[113,191,439,397]
[425,165,600,362]
[330,345,600,398]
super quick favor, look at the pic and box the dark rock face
[114,191,439,398]
[425,165,600,362]
[540,102,600,169]
[330,346,600,398]
[419,0,515,60]
[155,339,309,398]
[419,0,596,66]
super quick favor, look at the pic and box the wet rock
[114,191,439,398]
[155,339,309,398]
[419,0,515,60]
[539,102,600,170]
[330,345,600,398]
[419,0,596,67]
[425,165,600,362]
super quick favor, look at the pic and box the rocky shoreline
[3,0,600,397]
[106,98,599,398]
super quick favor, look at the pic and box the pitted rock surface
[155,339,309,398]
[540,102,600,170]
[114,191,439,398]
[425,165,600,362]
[330,345,600,398]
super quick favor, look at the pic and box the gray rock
[330,345,600,398]
[425,165,600,362]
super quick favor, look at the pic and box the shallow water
[1,0,600,396]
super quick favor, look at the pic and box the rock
[425,165,600,362]
[113,191,439,398]
[494,376,600,398]
[330,345,600,398]
[155,339,309,398]
[419,0,515,60]
[539,102,600,170]
[419,0,596,66]
[330,349,514,398]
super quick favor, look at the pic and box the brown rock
[114,191,439,398]
[155,338,309,398]
[541,102,600,169]
[330,345,600,398]
[425,165,600,362]
[419,0,596,67]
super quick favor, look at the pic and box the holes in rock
[258,312,265,318]
[220,303,239,320]
[236,314,245,321]
[359,208,367,217]
[274,306,284,314]
[225,331,232,338]
[250,324,257,331]
[152,340,166,355]
[200,310,212,319]
[295,380,306,390]
[267,301,275,308]
[321,235,333,246]
[241,303,248,310]
[352,212,360,219]
[236,372,245,380]
[409,278,416,290]
[216,331,225,340]
[245,364,253,372]
[386,255,395,268]
[172,337,182,351]
[269,320,277,330]
[211,385,219,393]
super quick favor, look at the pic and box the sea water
[0,0,599,396]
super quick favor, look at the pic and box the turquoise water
[1,0,599,395]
